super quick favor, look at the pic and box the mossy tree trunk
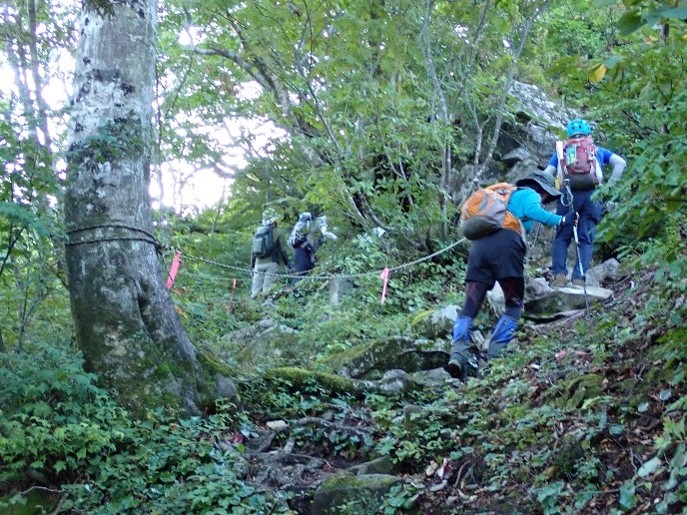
[64,0,219,415]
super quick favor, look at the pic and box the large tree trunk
[64,0,227,415]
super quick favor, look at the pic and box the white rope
[179,237,467,281]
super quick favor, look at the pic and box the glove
[322,230,338,241]
[559,212,579,226]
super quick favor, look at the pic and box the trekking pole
[531,222,542,249]
[572,213,590,316]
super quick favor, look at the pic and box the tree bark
[64,0,228,415]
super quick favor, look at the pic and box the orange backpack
[460,183,524,240]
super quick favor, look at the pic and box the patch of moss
[197,345,236,378]
[264,366,357,396]
[551,437,585,479]
[556,374,605,409]
[321,342,374,372]
[67,117,144,166]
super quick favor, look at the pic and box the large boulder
[311,473,406,514]
[525,285,613,314]
[586,258,621,288]
[486,272,614,316]
[326,336,449,379]
[506,81,578,162]
[413,305,460,339]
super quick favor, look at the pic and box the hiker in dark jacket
[446,172,573,381]
[543,118,626,287]
[250,210,290,299]
[288,212,337,278]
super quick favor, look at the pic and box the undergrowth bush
[60,405,285,514]
[0,344,290,514]
[0,343,126,487]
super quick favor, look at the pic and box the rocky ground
[229,262,685,514]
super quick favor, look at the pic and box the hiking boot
[572,278,585,287]
[445,316,476,381]
[486,315,519,360]
[551,273,567,288]
[445,352,479,381]
[445,356,468,381]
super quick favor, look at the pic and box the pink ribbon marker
[166,250,182,289]
[380,267,390,304]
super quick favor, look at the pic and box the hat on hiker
[516,171,561,203]
[261,208,280,226]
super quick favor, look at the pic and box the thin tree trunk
[479,0,551,174]
[419,0,452,238]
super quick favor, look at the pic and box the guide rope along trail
[177,237,467,282]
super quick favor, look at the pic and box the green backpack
[252,225,275,259]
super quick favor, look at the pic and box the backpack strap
[555,140,565,190]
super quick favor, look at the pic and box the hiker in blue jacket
[543,118,626,287]
[446,171,573,380]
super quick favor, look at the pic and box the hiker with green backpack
[543,118,626,288]
[446,172,574,381]
[250,209,291,299]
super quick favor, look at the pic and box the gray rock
[526,276,555,298]
[213,374,238,400]
[347,456,395,476]
[227,320,300,368]
[586,258,620,288]
[331,336,448,378]
[311,473,405,514]
[410,367,453,387]
[486,282,505,316]
[378,369,411,395]
[502,147,534,166]
[417,305,460,339]
[526,285,613,313]
[330,277,355,305]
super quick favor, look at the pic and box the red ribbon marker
[166,250,182,289]
[380,267,390,304]
[227,278,238,313]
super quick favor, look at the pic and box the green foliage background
[1,0,686,512]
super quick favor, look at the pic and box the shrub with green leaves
[0,343,127,485]
[59,410,286,514]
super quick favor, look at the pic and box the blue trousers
[552,189,602,281]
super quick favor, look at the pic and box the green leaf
[609,424,625,435]
[617,11,645,36]
[638,456,661,477]
[669,443,686,469]
[658,7,687,19]
[619,481,636,510]
[603,55,623,69]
